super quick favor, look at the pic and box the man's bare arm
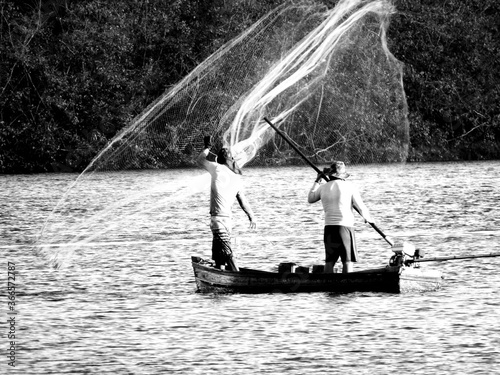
[236,191,256,229]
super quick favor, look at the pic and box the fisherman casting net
[36,0,409,267]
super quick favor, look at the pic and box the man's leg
[219,231,238,271]
[226,257,239,272]
[342,261,353,273]
[324,262,335,273]
[324,226,341,273]
[212,228,239,271]
[339,226,356,273]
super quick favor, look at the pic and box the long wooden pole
[411,252,500,263]
[263,117,327,178]
[263,117,394,246]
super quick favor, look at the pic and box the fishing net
[35,0,409,267]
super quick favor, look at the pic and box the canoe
[191,256,443,294]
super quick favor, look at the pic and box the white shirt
[308,179,372,227]
[197,150,242,218]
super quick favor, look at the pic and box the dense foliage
[1,0,498,173]
[389,0,500,161]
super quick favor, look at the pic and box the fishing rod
[406,252,500,265]
[263,117,393,246]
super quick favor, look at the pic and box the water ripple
[2,161,500,374]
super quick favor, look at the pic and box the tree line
[1,0,498,173]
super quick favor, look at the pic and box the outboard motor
[414,248,425,259]
[405,248,425,267]
[389,240,416,267]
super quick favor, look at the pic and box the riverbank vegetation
[1,0,498,173]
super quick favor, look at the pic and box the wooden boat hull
[191,257,443,294]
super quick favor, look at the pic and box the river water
[2,161,500,374]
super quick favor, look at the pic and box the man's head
[324,161,349,180]
[217,147,242,175]
[216,148,231,165]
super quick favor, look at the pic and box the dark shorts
[211,229,233,265]
[323,225,358,263]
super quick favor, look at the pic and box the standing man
[197,136,256,271]
[308,161,373,273]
